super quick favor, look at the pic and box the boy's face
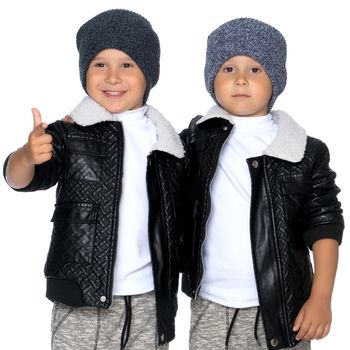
[214,56,272,117]
[86,49,146,113]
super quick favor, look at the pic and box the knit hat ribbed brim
[77,9,160,103]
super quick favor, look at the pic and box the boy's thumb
[32,107,43,131]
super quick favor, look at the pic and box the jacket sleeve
[3,121,67,192]
[302,140,344,249]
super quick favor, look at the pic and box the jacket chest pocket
[66,137,107,182]
[48,202,98,264]
[281,174,312,224]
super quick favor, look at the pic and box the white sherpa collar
[70,96,184,159]
[197,105,307,163]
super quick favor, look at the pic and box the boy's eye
[251,67,262,73]
[122,63,133,68]
[223,67,234,73]
[94,63,105,68]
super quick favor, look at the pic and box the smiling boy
[86,49,147,113]
[4,9,184,349]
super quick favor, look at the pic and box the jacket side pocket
[48,202,98,264]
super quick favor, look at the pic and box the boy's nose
[234,74,248,86]
[106,69,122,84]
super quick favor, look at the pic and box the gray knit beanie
[205,18,287,111]
[77,9,160,103]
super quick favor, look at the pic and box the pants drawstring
[120,296,132,350]
[225,306,262,349]
[254,306,261,347]
[225,308,239,349]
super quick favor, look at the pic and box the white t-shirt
[112,106,157,296]
[199,114,278,308]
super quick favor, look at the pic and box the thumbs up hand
[25,108,53,165]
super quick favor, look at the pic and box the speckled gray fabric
[51,291,168,350]
[190,297,310,350]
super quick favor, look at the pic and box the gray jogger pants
[51,291,168,350]
[190,296,311,350]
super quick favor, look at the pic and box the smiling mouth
[104,90,126,96]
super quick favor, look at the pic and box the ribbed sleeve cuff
[304,223,344,249]
[3,153,44,192]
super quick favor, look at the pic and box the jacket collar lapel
[70,96,184,159]
[197,105,307,163]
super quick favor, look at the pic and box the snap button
[223,126,228,131]
[160,333,165,342]
[100,295,107,302]
[270,338,279,347]
[252,160,259,168]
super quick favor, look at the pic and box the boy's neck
[231,113,274,135]
[113,106,148,124]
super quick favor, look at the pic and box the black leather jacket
[4,116,184,345]
[180,109,344,350]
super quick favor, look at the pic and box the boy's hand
[62,115,74,124]
[293,295,331,341]
[24,108,53,165]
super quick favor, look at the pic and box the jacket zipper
[146,152,170,297]
[194,125,232,299]
[262,157,291,343]
[107,123,124,305]
[146,153,169,344]
[248,156,268,341]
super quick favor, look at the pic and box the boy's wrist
[309,291,332,305]
[20,143,35,167]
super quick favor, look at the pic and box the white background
[0,0,348,349]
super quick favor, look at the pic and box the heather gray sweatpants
[51,291,168,350]
[190,296,311,350]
